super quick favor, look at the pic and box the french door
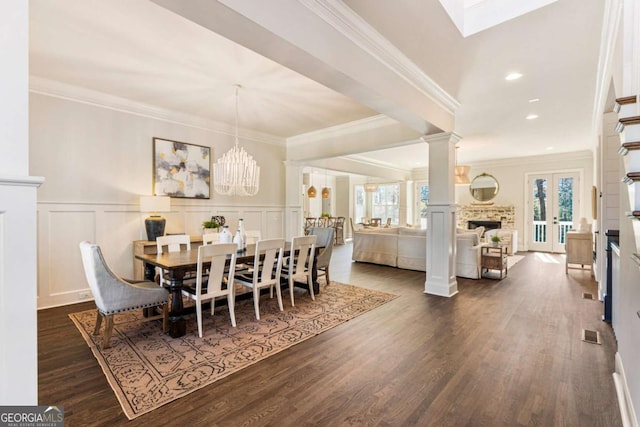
[527,172,580,253]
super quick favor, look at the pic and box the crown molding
[287,114,399,145]
[0,175,45,188]
[300,0,460,114]
[29,76,285,147]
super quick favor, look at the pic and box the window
[417,183,429,229]
[371,184,400,224]
[354,185,365,222]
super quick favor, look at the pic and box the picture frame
[153,137,211,199]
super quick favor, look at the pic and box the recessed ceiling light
[546,146,554,150]
[505,72,522,81]
[528,98,540,103]
[526,114,539,120]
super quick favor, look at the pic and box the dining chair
[317,217,328,228]
[156,234,192,286]
[202,232,221,245]
[233,238,285,320]
[281,235,316,306]
[310,227,335,286]
[304,217,317,235]
[334,216,345,245]
[181,243,237,337]
[79,241,169,349]
[244,230,262,245]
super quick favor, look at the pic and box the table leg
[167,269,187,338]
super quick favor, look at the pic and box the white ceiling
[29,0,605,172]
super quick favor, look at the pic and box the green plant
[202,218,220,229]
[491,235,501,243]
[321,212,331,217]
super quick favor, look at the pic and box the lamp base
[145,216,166,241]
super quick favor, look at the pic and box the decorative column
[424,133,460,297]
[284,161,305,240]
[0,0,45,404]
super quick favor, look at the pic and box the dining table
[135,242,322,338]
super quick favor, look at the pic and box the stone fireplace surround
[457,205,515,230]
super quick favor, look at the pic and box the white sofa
[352,227,482,278]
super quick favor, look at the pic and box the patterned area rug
[69,283,397,419]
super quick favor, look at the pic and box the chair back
[245,230,262,245]
[250,238,284,287]
[156,234,191,254]
[79,241,168,314]
[202,232,221,245]
[79,241,112,311]
[197,243,237,297]
[290,235,316,275]
[317,217,328,228]
[310,227,335,268]
[304,217,317,235]
[325,217,337,228]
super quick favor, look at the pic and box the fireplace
[468,220,501,231]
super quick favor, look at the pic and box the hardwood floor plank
[38,245,622,426]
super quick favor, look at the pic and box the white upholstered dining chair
[281,235,316,306]
[234,238,284,320]
[79,241,169,349]
[181,242,237,337]
[310,227,335,286]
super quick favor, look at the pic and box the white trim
[29,77,285,147]
[592,0,624,133]
[288,114,398,145]
[614,352,639,427]
[0,175,45,187]
[301,0,460,114]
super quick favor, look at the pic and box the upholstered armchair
[79,241,169,349]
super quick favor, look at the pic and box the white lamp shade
[139,196,171,214]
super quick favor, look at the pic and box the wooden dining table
[135,242,321,338]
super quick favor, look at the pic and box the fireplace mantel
[457,205,515,230]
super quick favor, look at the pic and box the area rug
[69,283,397,420]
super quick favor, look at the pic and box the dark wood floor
[38,244,621,426]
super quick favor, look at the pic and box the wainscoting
[36,201,295,309]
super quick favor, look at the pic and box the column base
[425,278,458,297]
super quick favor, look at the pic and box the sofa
[352,227,483,278]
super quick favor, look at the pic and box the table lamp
[140,196,171,241]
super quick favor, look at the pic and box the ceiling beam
[151,0,457,137]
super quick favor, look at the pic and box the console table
[481,244,508,279]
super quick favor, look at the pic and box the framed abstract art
[153,137,210,199]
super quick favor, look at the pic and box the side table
[481,244,508,279]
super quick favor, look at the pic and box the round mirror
[470,173,499,202]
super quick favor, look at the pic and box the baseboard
[614,352,639,427]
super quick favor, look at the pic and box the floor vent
[582,329,601,345]
[582,292,594,300]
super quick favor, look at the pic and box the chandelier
[213,85,260,196]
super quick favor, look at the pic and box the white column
[284,161,305,240]
[0,1,44,404]
[424,133,460,297]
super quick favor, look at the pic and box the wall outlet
[78,291,90,300]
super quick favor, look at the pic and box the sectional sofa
[352,226,483,279]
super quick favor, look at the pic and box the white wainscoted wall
[30,89,293,309]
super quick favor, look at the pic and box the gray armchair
[79,241,169,349]
[310,227,335,285]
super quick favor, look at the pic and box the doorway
[527,171,581,253]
